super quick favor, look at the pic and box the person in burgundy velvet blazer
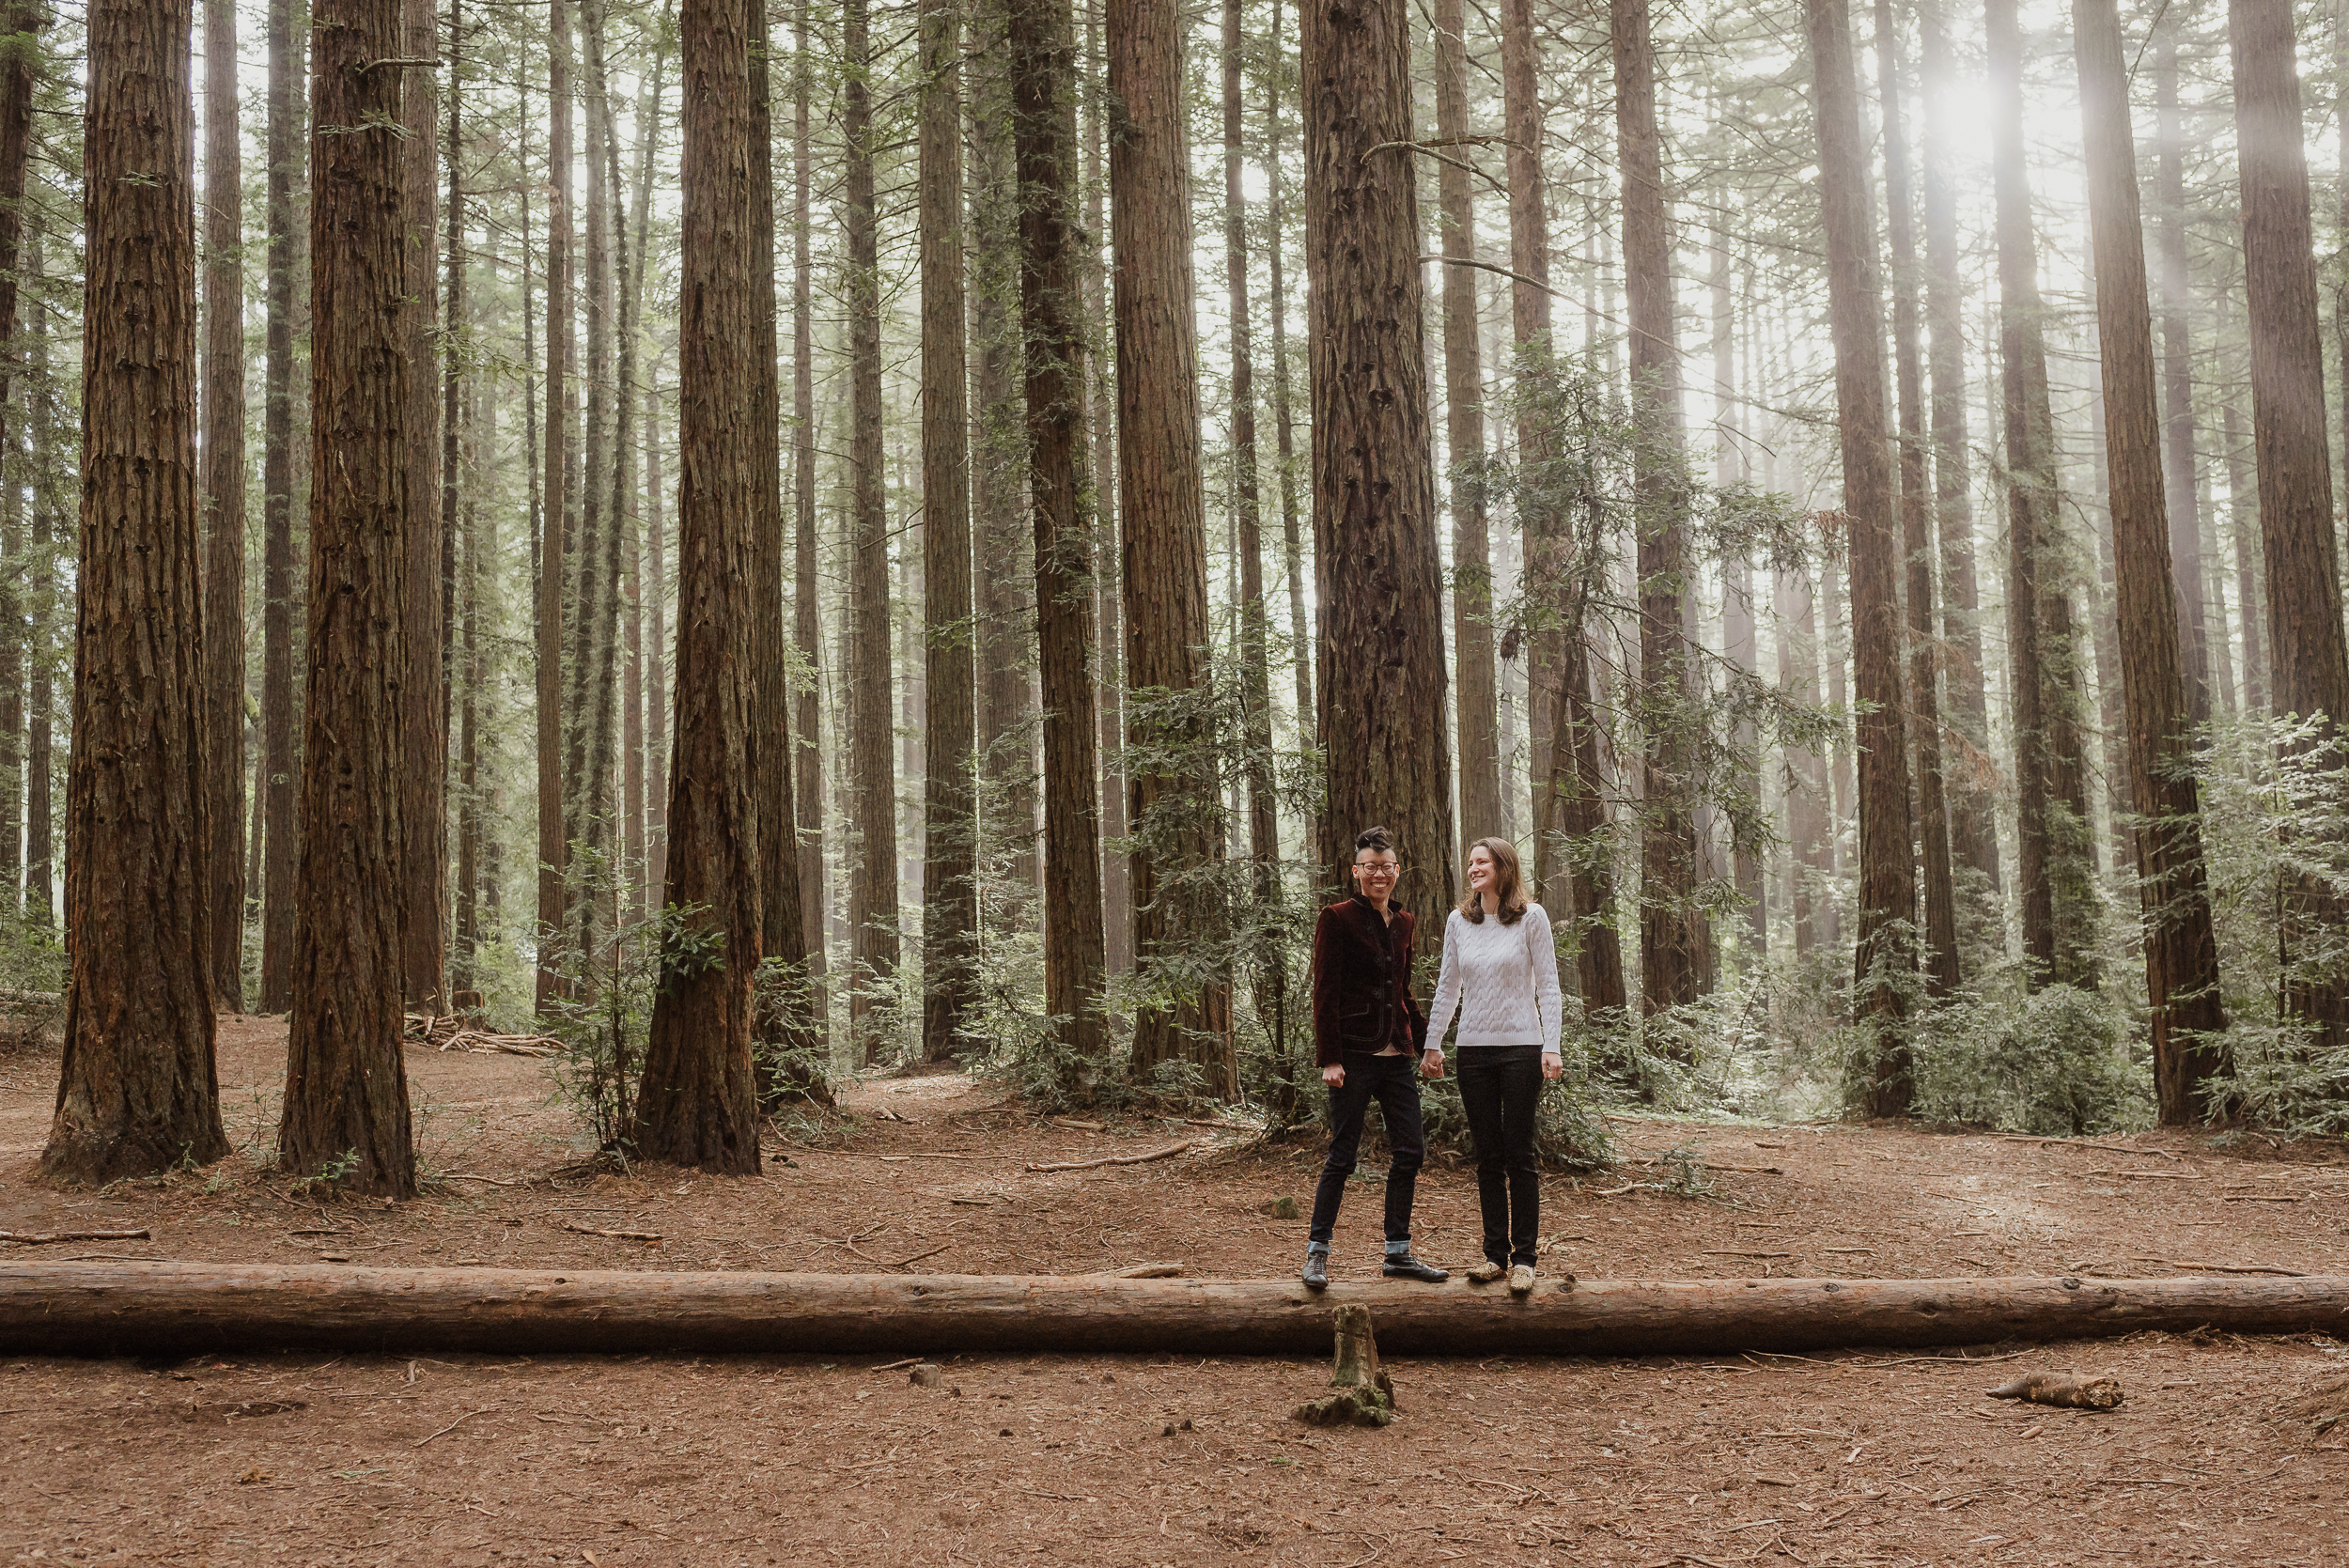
[1299,825,1449,1290]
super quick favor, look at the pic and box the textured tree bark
[1432,0,1500,853]
[1302,0,1455,967]
[619,17,657,927]
[2221,353,2267,712]
[23,256,47,926]
[632,0,767,1174]
[10,1263,2347,1359]
[1874,0,1956,1001]
[1016,0,1108,1064]
[921,0,977,1063]
[2152,39,2213,726]
[1082,5,1129,978]
[1113,0,1229,1088]
[789,3,822,1004]
[1920,0,1999,897]
[1224,0,1278,899]
[2230,0,2349,1053]
[1613,0,1697,1022]
[2073,0,2231,1126]
[1265,0,1313,772]
[399,0,444,1014]
[536,0,572,1013]
[842,0,898,1057]
[257,0,302,1015]
[279,0,415,1197]
[449,10,477,986]
[1499,0,1554,866]
[200,0,244,1010]
[1806,0,1915,1111]
[45,0,227,1184]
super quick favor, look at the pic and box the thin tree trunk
[2231,0,2349,1050]
[921,0,977,1061]
[258,0,303,1014]
[1435,0,1499,854]
[280,0,416,1196]
[1614,0,1697,1021]
[1806,0,1915,1110]
[400,0,444,1012]
[1267,0,1312,759]
[1082,3,1128,978]
[622,3,668,926]
[1302,0,1455,963]
[24,250,48,926]
[1875,0,1957,999]
[2074,0,2231,1125]
[45,0,227,1183]
[1778,562,1833,955]
[1013,0,1108,1066]
[2152,37,2214,725]
[634,0,765,1172]
[444,0,474,975]
[537,0,573,1012]
[646,367,671,907]
[789,2,821,1001]
[844,0,898,1056]
[1714,200,1764,954]
[1114,0,1230,1087]
[202,0,245,1009]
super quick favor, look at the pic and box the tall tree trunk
[399,0,443,1012]
[634,0,765,1172]
[1778,561,1834,955]
[258,0,303,1014]
[1614,0,1697,1021]
[1434,0,1499,851]
[2074,0,2231,1125]
[24,248,48,926]
[1302,0,1455,964]
[1989,0,2094,988]
[1920,0,1998,896]
[1875,0,1957,999]
[202,0,245,1009]
[921,0,977,1061]
[1013,0,1108,1065]
[1266,0,1312,761]
[1224,0,1279,991]
[1082,3,1128,977]
[1713,197,1764,954]
[645,367,670,906]
[843,0,899,1056]
[2222,328,2267,711]
[280,0,415,1197]
[537,0,573,1012]
[2230,0,2349,1050]
[1806,0,1915,1112]
[450,16,478,988]
[789,2,822,1005]
[1114,0,1230,1088]
[44,0,228,1183]
[622,3,668,926]
[2152,37,2214,725]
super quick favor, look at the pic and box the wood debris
[0,1229,151,1246]
[404,1014,564,1058]
[1026,1138,1199,1173]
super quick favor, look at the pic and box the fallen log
[3,1263,2346,1358]
[1987,1371,2123,1409]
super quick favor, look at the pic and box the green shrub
[1910,983,2151,1135]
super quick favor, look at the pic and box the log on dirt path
[3,1263,2346,1358]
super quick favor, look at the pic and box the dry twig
[1026,1138,1199,1173]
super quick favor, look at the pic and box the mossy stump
[1293,1304,1396,1427]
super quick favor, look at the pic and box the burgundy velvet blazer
[1310,893,1425,1067]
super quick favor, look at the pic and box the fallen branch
[1996,1137,2179,1162]
[889,1242,951,1269]
[402,1013,564,1058]
[413,1406,493,1447]
[1026,1138,1199,1173]
[1986,1372,2123,1410]
[8,1264,2348,1358]
[0,1229,151,1246]
[556,1220,662,1242]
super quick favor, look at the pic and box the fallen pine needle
[1026,1138,1199,1173]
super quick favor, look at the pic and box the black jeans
[1456,1044,1542,1266]
[1308,1051,1425,1249]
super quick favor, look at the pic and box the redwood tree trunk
[279,0,416,1197]
[202,0,245,1011]
[536,0,573,1012]
[1806,0,1915,1111]
[1302,0,1455,957]
[44,0,227,1184]
[921,0,977,1062]
[633,0,767,1173]
[2153,38,2214,725]
[2074,0,2231,1124]
[1224,0,1278,901]
[1013,0,1108,1064]
[790,4,824,1008]
[1113,0,1229,1087]
[257,0,302,1014]
[2230,0,2349,1050]
[400,0,444,1012]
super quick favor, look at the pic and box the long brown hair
[1458,836,1529,924]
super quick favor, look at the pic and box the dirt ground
[3,1016,2347,1566]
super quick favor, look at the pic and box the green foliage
[1907,982,2151,1136]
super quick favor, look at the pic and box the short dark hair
[1353,825,1394,857]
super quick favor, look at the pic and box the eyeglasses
[1354,863,1400,877]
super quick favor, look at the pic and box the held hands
[1322,1063,1346,1088]
[1543,1050,1563,1081]
[1421,1048,1445,1079]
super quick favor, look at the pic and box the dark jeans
[1308,1051,1425,1249]
[1457,1044,1542,1266]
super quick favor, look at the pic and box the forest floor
[2,1017,2348,1566]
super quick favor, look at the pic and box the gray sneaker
[1301,1250,1329,1290]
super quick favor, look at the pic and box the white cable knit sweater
[1423,903,1564,1056]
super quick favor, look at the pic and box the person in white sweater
[1422,836,1563,1295]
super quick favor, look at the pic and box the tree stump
[1294,1304,1396,1427]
